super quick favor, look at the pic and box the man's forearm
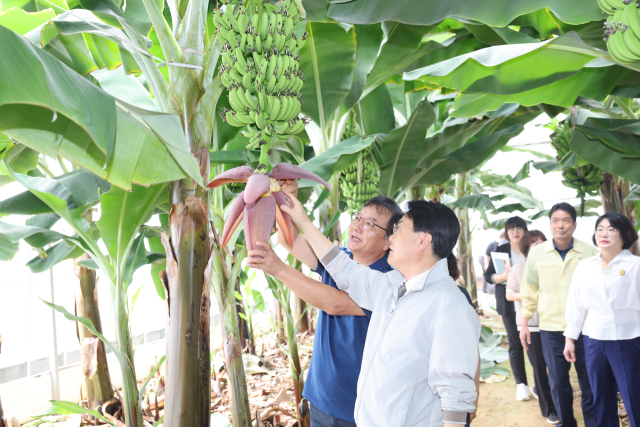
[297,219,334,260]
[273,261,362,316]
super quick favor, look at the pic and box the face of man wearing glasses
[348,205,392,258]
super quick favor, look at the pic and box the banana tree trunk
[74,253,113,411]
[274,298,286,344]
[454,174,478,304]
[296,295,309,333]
[600,173,639,255]
[212,252,252,427]
[161,181,212,427]
[234,281,252,352]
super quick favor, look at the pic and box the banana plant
[0,162,166,427]
[235,267,264,354]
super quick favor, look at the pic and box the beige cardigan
[507,260,540,330]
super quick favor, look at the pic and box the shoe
[516,383,529,401]
[546,413,560,424]
[530,386,539,401]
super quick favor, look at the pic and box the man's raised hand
[247,241,285,277]
[281,189,311,228]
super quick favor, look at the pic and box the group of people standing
[243,172,640,427]
[486,202,640,427]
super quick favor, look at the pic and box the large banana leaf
[327,0,601,27]
[0,25,202,190]
[0,168,110,215]
[379,99,437,197]
[0,162,112,275]
[572,118,640,184]
[299,136,375,183]
[96,184,164,269]
[0,144,39,187]
[404,32,634,95]
[0,7,56,34]
[413,120,531,186]
[342,24,384,111]
[298,22,356,131]
[360,22,440,99]
[355,83,395,136]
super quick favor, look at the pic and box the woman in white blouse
[563,212,640,427]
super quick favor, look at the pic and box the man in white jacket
[249,197,480,427]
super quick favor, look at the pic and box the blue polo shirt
[303,248,392,422]
[553,239,574,261]
[303,248,475,423]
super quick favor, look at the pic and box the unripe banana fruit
[599,0,640,64]
[213,0,308,152]
[340,146,380,215]
[551,119,603,216]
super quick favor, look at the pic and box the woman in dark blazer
[484,216,530,402]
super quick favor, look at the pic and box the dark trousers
[541,331,595,427]
[503,313,527,385]
[527,331,556,417]
[310,404,356,427]
[584,336,640,427]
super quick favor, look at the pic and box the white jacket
[321,246,480,426]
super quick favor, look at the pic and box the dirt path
[475,300,586,427]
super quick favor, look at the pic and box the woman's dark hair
[592,212,638,250]
[549,202,577,223]
[504,216,528,241]
[405,200,461,279]
[521,230,547,257]
[363,196,403,239]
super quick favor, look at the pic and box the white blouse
[564,250,640,341]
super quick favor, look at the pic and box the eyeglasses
[595,227,619,235]
[392,223,412,235]
[351,214,387,232]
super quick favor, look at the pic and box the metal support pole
[49,267,60,400]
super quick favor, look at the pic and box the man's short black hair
[363,196,403,239]
[504,216,528,241]
[549,202,577,223]
[405,200,460,259]
[592,212,639,250]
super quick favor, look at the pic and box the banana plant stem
[611,95,636,119]
[259,140,270,166]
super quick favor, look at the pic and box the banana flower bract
[207,163,329,250]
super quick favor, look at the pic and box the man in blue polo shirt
[276,179,402,426]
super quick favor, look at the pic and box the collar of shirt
[402,258,449,294]
[552,239,574,260]
[344,249,393,273]
[592,249,634,269]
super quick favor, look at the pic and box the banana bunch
[213,0,308,152]
[340,156,380,215]
[551,120,603,216]
[598,0,640,63]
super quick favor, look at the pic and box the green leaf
[299,136,375,184]
[1,0,68,13]
[209,150,259,165]
[327,0,602,27]
[451,194,495,210]
[479,325,502,347]
[480,359,496,379]
[361,22,439,99]
[138,355,165,403]
[379,100,437,197]
[480,345,509,364]
[532,160,560,173]
[572,119,640,183]
[42,297,129,366]
[412,120,529,188]
[0,24,116,162]
[0,169,109,215]
[97,184,164,269]
[47,401,114,426]
[298,22,356,128]
[0,221,67,248]
[147,235,166,300]
[0,145,41,189]
[342,24,384,110]
[463,22,538,46]
[512,161,531,184]
[0,7,56,35]
[355,83,395,136]
[122,231,148,289]
[92,67,158,111]
[0,235,19,261]
[625,185,640,205]
[322,210,341,237]
[0,162,112,275]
